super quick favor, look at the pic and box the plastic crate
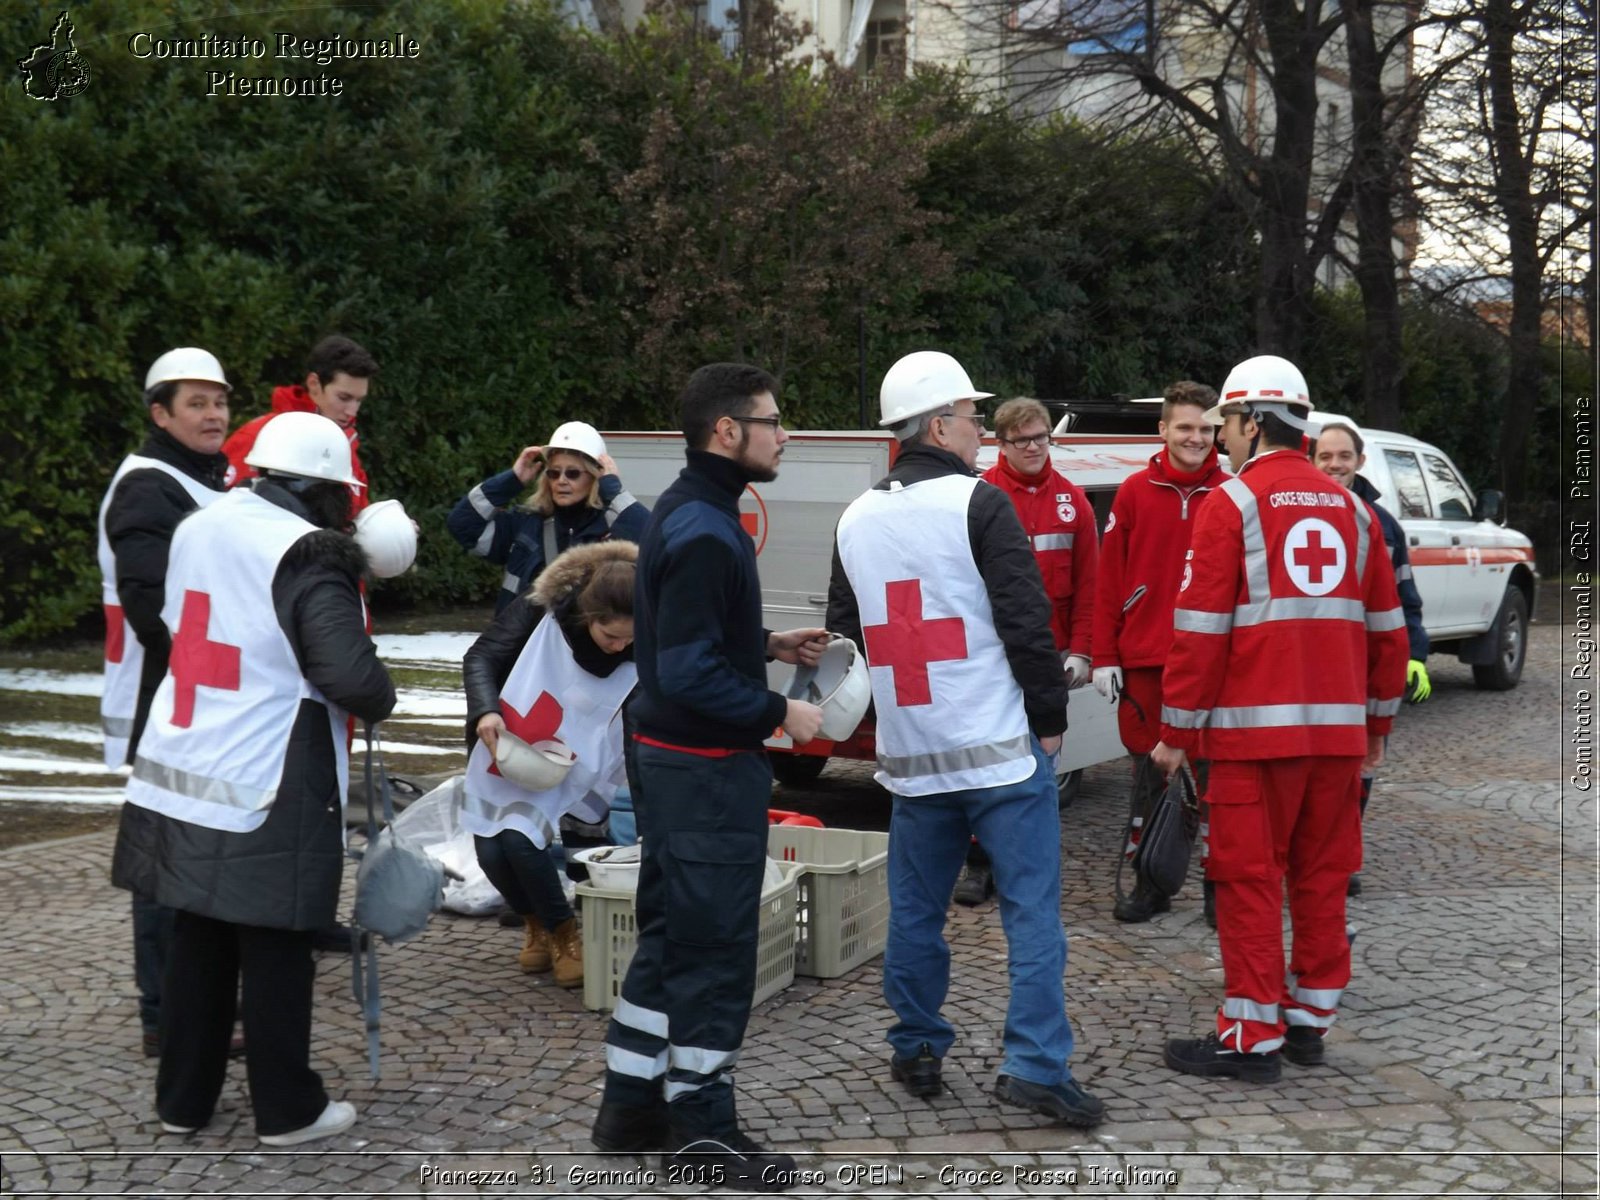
[576,861,800,1013]
[765,826,890,978]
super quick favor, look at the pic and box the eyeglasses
[1001,432,1050,449]
[938,410,985,430]
[733,415,784,429]
[546,467,590,482]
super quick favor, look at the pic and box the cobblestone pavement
[3,624,1594,1197]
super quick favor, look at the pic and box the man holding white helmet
[112,409,395,1146]
[448,420,649,612]
[1151,355,1407,1082]
[98,347,232,1059]
[826,350,1103,1128]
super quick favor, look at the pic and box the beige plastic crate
[576,861,800,1013]
[766,826,890,978]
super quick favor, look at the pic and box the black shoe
[1163,1033,1282,1083]
[311,924,370,954]
[1281,1026,1325,1067]
[1112,885,1171,924]
[890,1042,942,1098]
[1347,874,1362,897]
[662,1128,797,1193]
[497,907,523,928]
[952,863,994,906]
[592,1100,670,1152]
[1203,879,1217,929]
[993,1074,1105,1128]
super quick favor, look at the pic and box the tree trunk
[1485,0,1542,502]
[1346,0,1404,429]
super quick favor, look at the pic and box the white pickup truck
[605,416,1537,790]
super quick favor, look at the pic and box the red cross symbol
[104,604,125,665]
[1292,529,1340,583]
[168,590,241,728]
[489,690,565,777]
[862,579,968,707]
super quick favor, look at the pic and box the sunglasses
[546,467,590,482]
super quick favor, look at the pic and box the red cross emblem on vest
[490,691,565,777]
[104,604,125,665]
[1293,529,1340,582]
[168,590,241,728]
[862,579,968,707]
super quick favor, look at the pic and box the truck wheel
[770,752,828,787]
[1472,588,1528,691]
[1057,769,1083,809]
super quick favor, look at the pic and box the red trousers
[1116,667,1164,756]
[1204,756,1363,1052]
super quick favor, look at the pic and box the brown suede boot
[519,916,552,974]
[550,918,583,989]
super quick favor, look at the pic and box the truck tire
[770,752,828,787]
[1057,768,1084,809]
[1472,587,1528,691]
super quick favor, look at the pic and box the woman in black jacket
[461,541,638,988]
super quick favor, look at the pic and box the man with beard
[592,364,827,1192]
[99,347,232,1059]
[826,351,1103,1129]
[1090,381,1230,924]
[113,411,395,1145]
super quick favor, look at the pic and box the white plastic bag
[390,776,507,917]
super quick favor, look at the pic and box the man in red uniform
[952,397,1098,904]
[223,335,377,518]
[1090,381,1229,923]
[1152,355,1407,1082]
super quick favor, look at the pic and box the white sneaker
[160,1121,199,1134]
[258,1100,357,1146]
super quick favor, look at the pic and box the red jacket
[1092,447,1229,670]
[981,456,1097,656]
[1158,449,1408,761]
[222,386,368,515]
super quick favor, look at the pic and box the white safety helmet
[353,499,417,579]
[243,411,362,488]
[144,347,231,393]
[785,636,872,743]
[546,421,606,464]
[878,350,994,430]
[494,731,577,792]
[1204,355,1316,432]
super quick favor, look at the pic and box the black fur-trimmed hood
[282,527,370,582]
[531,540,637,610]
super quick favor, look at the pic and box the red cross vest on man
[125,489,354,833]
[461,613,637,848]
[97,455,226,770]
[836,474,1033,796]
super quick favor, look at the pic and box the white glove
[1092,665,1123,703]
[1064,654,1092,689]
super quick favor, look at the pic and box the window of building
[863,17,904,73]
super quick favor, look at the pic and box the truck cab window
[1423,454,1475,521]
[1383,449,1431,519]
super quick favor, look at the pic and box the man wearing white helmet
[98,347,232,1060]
[1151,355,1407,1082]
[826,350,1103,1128]
[448,420,649,612]
[112,410,395,1146]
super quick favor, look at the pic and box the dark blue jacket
[1352,474,1429,661]
[630,450,786,751]
[447,468,649,611]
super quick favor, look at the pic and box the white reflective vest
[462,612,636,847]
[97,455,225,769]
[836,474,1034,797]
[125,490,349,833]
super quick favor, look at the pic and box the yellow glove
[1405,659,1431,704]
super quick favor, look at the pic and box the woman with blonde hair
[460,541,639,987]
[448,421,648,612]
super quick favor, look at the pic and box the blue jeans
[474,830,574,928]
[132,894,175,1036]
[883,742,1076,1086]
